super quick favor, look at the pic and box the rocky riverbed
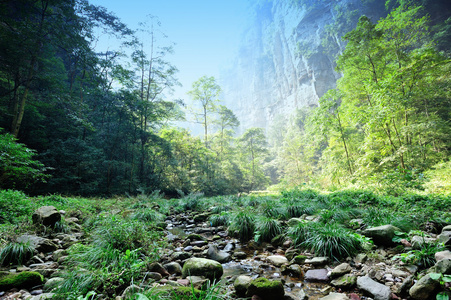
[1,205,451,300]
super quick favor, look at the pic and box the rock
[438,232,451,246]
[285,249,300,261]
[357,276,391,300]
[145,272,162,281]
[285,289,308,300]
[330,274,357,289]
[186,276,208,289]
[319,292,350,300]
[411,235,436,250]
[271,235,285,246]
[193,213,210,223]
[181,258,223,281]
[330,263,352,278]
[287,218,305,227]
[223,243,235,252]
[435,250,451,262]
[266,255,288,267]
[163,262,182,275]
[17,235,59,253]
[186,234,206,241]
[29,293,54,300]
[121,284,142,298]
[207,245,231,263]
[409,274,440,300]
[397,275,414,297]
[292,255,307,264]
[52,249,66,262]
[233,251,247,259]
[362,225,400,246]
[43,277,64,292]
[234,275,252,297]
[154,285,202,298]
[148,262,170,277]
[305,269,329,282]
[305,257,328,265]
[32,206,61,227]
[171,251,191,261]
[434,259,451,274]
[0,271,44,290]
[354,253,367,264]
[281,264,303,277]
[442,225,451,232]
[190,240,207,247]
[246,277,284,299]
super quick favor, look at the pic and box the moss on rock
[155,285,201,299]
[0,271,44,290]
[182,257,223,281]
[246,277,284,299]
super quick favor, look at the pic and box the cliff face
[221,0,385,132]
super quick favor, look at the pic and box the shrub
[0,241,35,266]
[209,212,230,227]
[132,209,164,223]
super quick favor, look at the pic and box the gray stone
[305,256,328,265]
[442,225,451,233]
[233,251,247,259]
[409,274,440,300]
[207,245,231,263]
[305,269,329,282]
[234,275,252,297]
[29,293,54,300]
[319,293,350,300]
[411,235,436,250]
[285,289,308,300]
[330,263,352,278]
[171,251,191,261]
[121,284,142,298]
[357,275,391,300]
[354,253,367,264]
[287,218,305,227]
[397,275,414,297]
[32,206,61,227]
[17,235,58,253]
[282,264,303,277]
[163,262,182,275]
[434,259,451,274]
[330,274,357,289]
[43,277,64,292]
[435,250,451,262]
[181,258,223,281]
[267,255,288,267]
[145,272,162,281]
[438,232,451,246]
[362,225,400,246]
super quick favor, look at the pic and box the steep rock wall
[221,0,385,132]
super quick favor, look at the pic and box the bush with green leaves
[0,241,35,266]
[288,222,363,260]
[209,212,230,227]
[393,240,446,268]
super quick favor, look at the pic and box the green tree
[187,76,221,147]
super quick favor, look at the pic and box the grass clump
[255,216,283,243]
[229,210,255,243]
[0,241,35,266]
[0,190,32,224]
[288,222,363,260]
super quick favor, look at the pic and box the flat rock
[330,263,352,278]
[305,256,329,265]
[357,276,390,300]
[319,292,350,300]
[305,269,329,282]
[330,274,357,288]
[266,255,288,267]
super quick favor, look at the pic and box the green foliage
[393,241,446,267]
[288,222,363,260]
[255,216,283,243]
[0,271,43,290]
[0,130,47,189]
[0,189,33,224]
[229,210,256,243]
[0,241,35,266]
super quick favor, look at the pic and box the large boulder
[357,276,391,300]
[362,225,400,246]
[409,274,440,300]
[246,277,284,299]
[32,206,61,227]
[181,258,223,281]
[207,245,231,263]
[0,271,44,290]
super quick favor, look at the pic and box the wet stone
[305,269,329,282]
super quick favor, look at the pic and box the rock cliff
[220,0,386,132]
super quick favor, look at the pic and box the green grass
[255,216,283,243]
[0,241,35,266]
[229,210,256,242]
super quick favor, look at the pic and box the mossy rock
[186,234,206,241]
[182,258,223,281]
[246,277,284,299]
[293,255,307,264]
[0,271,44,290]
[155,285,201,299]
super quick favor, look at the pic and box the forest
[0,0,450,299]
